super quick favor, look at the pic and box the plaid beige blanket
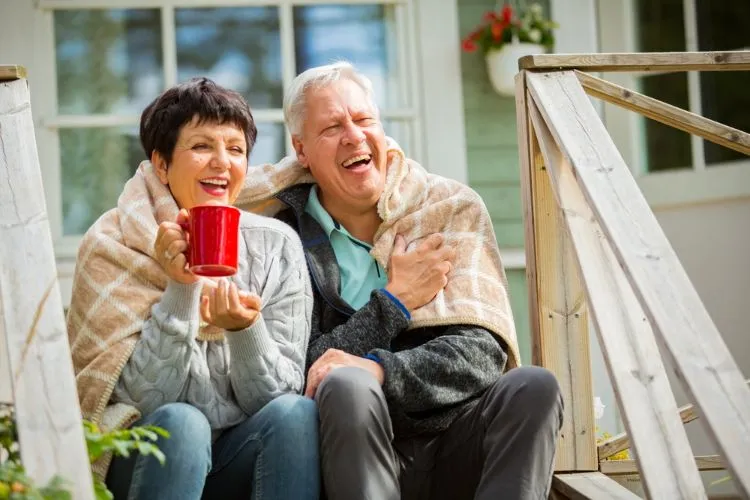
[236,139,521,369]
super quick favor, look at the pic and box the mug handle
[178,217,191,266]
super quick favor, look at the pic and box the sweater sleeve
[226,224,313,415]
[305,289,409,368]
[111,279,203,416]
[371,325,508,413]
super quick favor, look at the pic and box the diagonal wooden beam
[553,472,641,500]
[526,69,750,499]
[599,378,750,460]
[575,70,750,157]
[519,51,750,72]
[601,455,725,476]
[528,99,705,500]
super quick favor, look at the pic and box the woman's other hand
[201,278,262,331]
[155,209,199,285]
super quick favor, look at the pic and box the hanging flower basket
[461,3,557,97]
[485,40,546,97]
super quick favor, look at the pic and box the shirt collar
[304,186,373,249]
[305,185,340,239]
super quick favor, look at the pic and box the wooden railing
[516,51,750,499]
[0,66,95,498]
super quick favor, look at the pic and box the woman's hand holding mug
[155,209,198,285]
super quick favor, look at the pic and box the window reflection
[55,9,163,115]
[176,7,283,109]
[294,5,403,108]
[250,122,286,165]
[383,120,411,157]
[61,127,143,235]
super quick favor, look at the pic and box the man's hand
[200,278,262,331]
[385,233,456,311]
[154,209,199,285]
[305,348,384,398]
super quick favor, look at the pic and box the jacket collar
[277,184,355,316]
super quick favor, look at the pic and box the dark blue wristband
[380,288,411,320]
[364,353,381,364]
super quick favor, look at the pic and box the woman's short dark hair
[139,77,258,164]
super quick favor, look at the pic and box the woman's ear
[151,151,169,185]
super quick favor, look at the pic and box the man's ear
[151,151,170,185]
[292,135,309,169]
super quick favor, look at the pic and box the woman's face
[153,117,248,209]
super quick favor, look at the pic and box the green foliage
[0,406,168,500]
[83,421,169,466]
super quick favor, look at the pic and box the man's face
[292,79,388,214]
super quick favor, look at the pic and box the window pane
[639,74,692,172]
[294,5,404,108]
[635,0,691,172]
[176,7,282,109]
[250,122,286,165]
[696,0,750,165]
[61,127,144,235]
[55,9,163,115]
[383,120,411,158]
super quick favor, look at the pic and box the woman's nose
[210,147,231,170]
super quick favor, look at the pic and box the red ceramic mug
[180,205,240,277]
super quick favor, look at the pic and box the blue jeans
[106,395,320,500]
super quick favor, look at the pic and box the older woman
[66,78,318,500]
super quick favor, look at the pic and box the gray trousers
[316,365,563,500]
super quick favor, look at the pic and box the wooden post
[0,68,95,498]
[516,71,597,472]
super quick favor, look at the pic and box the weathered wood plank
[519,51,750,72]
[553,472,641,500]
[526,69,750,499]
[575,71,750,157]
[528,100,705,499]
[516,71,597,472]
[0,329,11,404]
[598,378,750,460]
[0,66,27,82]
[0,78,94,498]
[601,455,725,476]
[598,401,697,461]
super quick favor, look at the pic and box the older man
[274,62,562,500]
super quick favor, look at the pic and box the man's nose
[342,123,366,145]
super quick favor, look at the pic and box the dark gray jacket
[276,183,508,438]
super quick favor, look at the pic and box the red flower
[501,4,513,23]
[491,21,507,40]
[462,38,478,52]
[483,11,497,22]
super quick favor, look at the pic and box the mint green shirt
[305,186,388,310]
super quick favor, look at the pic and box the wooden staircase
[516,51,750,499]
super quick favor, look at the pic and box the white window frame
[597,0,750,210]
[1,0,467,304]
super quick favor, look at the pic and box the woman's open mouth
[199,177,229,196]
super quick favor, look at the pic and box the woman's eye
[192,143,208,150]
[230,147,245,154]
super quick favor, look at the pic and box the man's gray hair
[283,61,379,136]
